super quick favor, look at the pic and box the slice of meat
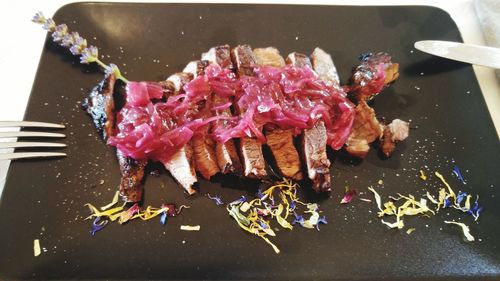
[351,52,400,102]
[345,100,383,158]
[161,72,198,194]
[310,47,340,88]
[253,47,286,67]
[286,52,312,68]
[230,45,267,179]
[253,47,303,180]
[380,119,409,157]
[116,150,147,202]
[202,45,242,174]
[287,52,331,192]
[82,73,116,140]
[183,61,220,180]
[83,73,147,203]
[202,45,234,70]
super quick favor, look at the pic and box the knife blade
[414,40,500,69]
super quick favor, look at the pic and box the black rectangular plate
[1,3,499,281]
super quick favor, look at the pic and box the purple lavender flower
[51,24,68,43]
[32,12,46,24]
[69,35,87,55]
[33,12,129,83]
[80,45,99,64]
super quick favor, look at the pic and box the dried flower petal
[160,211,168,225]
[180,225,201,231]
[452,166,466,184]
[419,170,427,180]
[100,191,120,211]
[91,217,108,235]
[207,193,224,206]
[341,187,357,204]
[444,221,475,241]
[406,228,416,234]
[33,239,41,257]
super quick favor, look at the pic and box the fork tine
[0,132,66,138]
[0,142,67,149]
[0,121,65,128]
[0,152,67,160]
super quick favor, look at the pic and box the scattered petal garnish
[33,239,41,257]
[85,193,183,234]
[206,193,224,206]
[427,172,483,220]
[444,221,475,241]
[406,228,416,235]
[180,225,201,231]
[369,189,434,230]
[452,166,466,184]
[227,178,326,254]
[419,170,427,180]
[341,187,357,204]
[359,198,372,202]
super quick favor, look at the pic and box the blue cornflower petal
[91,217,108,235]
[207,193,224,206]
[456,191,468,205]
[292,213,305,227]
[444,198,452,208]
[452,166,466,184]
[160,211,168,225]
[316,216,328,231]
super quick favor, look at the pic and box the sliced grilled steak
[380,119,409,157]
[230,45,267,179]
[286,52,331,192]
[83,73,116,140]
[162,72,198,194]
[202,45,242,174]
[286,52,312,68]
[311,47,340,88]
[253,47,303,180]
[345,100,383,158]
[183,61,220,180]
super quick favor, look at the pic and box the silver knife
[414,40,500,69]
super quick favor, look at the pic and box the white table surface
[1,0,499,196]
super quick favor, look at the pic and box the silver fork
[0,121,66,160]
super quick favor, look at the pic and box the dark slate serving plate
[1,3,499,281]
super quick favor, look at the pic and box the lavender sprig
[32,12,129,83]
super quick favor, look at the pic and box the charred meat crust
[202,45,243,174]
[116,150,147,203]
[287,52,331,192]
[83,73,147,203]
[253,47,303,181]
[231,45,267,179]
[183,61,221,180]
[82,73,116,141]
